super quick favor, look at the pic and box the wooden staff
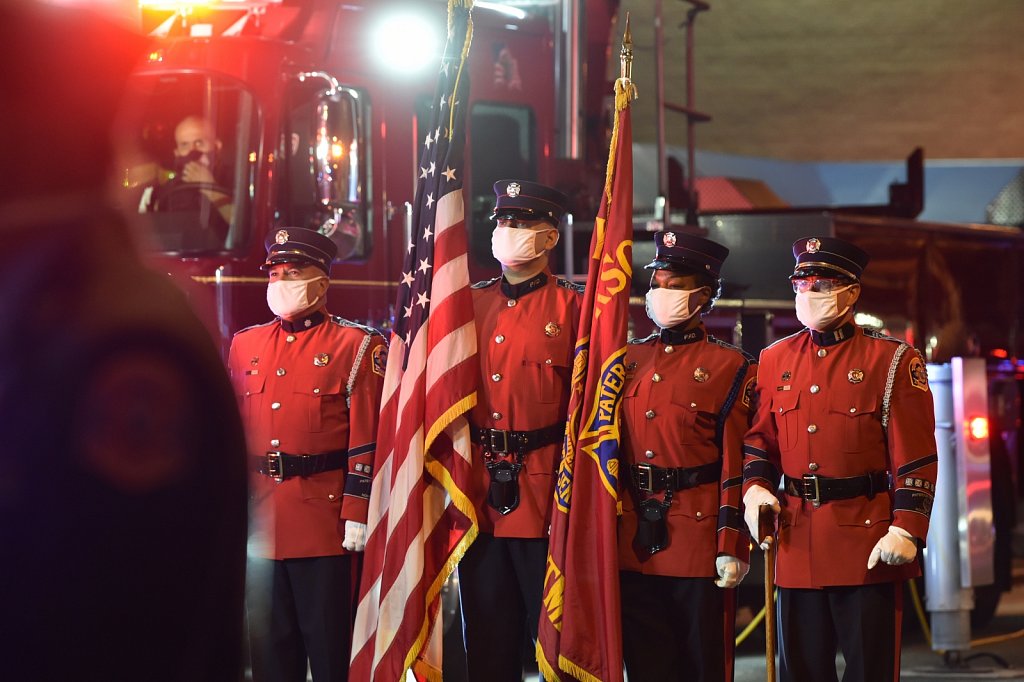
[758,504,777,682]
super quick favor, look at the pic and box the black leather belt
[255,449,347,482]
[630,461,722,493]
[470,422,565,456]
[784,471,890,506]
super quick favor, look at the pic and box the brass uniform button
[645,410,656,419]
[810,384,820,394]
[807,424,817,433]
[286,335,296,343]
[644,450,655,459]
[495,335,505,343]
[817,348,827,358]
[808,462,819,471]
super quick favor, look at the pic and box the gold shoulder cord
[347,334,374,408]
[882,344,910,431]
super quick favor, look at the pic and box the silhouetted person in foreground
[0,3,249,680]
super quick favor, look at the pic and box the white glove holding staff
[867,525,916,569]
[743,485,781,549]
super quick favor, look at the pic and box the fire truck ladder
[653,0,710,228]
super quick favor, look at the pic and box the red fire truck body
[121,0,619,347]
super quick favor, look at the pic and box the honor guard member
[229,228,387,682]
[460,180,582,681]
[618,232,756,682]
[742,237,938,682]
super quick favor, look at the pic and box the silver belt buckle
[265,451,283,482]
[802,473,821,507]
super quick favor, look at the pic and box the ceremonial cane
[758,504,777,682]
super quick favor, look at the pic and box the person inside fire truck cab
[459,179,581,681]
[141,115,233,241]
[741,236,939,682]
[229,228,387,682]
[618,231,756,682]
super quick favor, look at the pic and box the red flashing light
[990,348,1009,359]
[968,416,989,441]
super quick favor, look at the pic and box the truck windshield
[117,72,258,254]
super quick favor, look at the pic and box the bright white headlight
[371,10,441,76]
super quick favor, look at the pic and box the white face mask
[794,286,853,331]
[267,277,324,318]
[645,287,702,329]
[491,225,555,267]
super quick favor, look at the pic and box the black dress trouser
[247,555,353,682]
[459,532,548,682]
[620,570,728,682]
[778,582,901,682]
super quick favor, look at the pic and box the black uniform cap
[790,236,869,281]
[490,179,569,226]
[644,231,730,278]
[262,228,337,274]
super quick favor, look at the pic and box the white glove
[867,525,916,569]
[342,521,367,552]
[743,485,781,549]
[715,554,750,589]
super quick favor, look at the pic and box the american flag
[350,2,479,681]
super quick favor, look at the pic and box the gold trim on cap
[794,260,857,280]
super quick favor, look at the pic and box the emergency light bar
[139,0,281,11]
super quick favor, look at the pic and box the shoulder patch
[862,328,903,344]
[371,343,387,377]
[555,277,585,294]
[908,354,929,392]
[232,319,277,337]
[741,376,757,408]
[628,332,658,345]
[330,315,385,338]
[471,276,501,289]
[706,334,757,363]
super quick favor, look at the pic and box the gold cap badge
[806,238,821,253]
[275,229,290,245]
[663,232,677,247]
[507,182,521,197]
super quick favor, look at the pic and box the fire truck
[118,0,620,345]
[117,0,1022,634]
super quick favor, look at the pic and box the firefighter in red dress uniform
[459,180,582,681]
[618,231,756,682]
[229,228,387,682]
[742,236,938,682]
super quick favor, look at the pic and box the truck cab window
[279,82,367,262]
[118,73,257,254]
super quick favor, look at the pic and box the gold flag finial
[619,12,632,81]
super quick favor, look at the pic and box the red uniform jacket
[468,270,583,538]
[229,311,386,560]
[742,322,938,588]
[618,324,757,576]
